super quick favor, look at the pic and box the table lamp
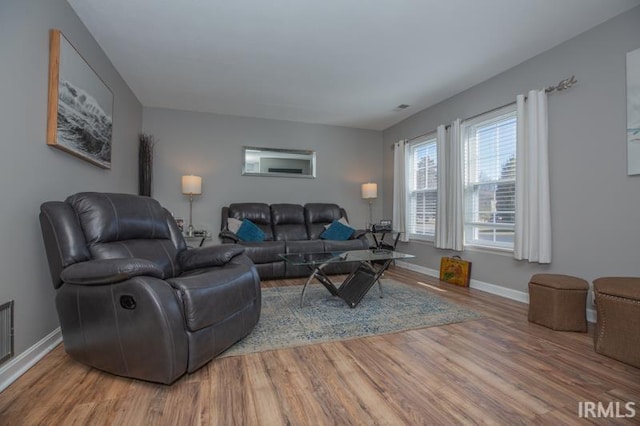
[361,182,377,228]
[181,175,202,237]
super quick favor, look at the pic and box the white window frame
[405,134,438,242]
[462,105,517,250]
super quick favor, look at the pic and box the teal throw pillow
[321,220,355,241]
[236,219,266,242]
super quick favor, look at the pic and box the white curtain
[435,125,448,248]
[515,90,552,263]
[435,120,464,251]
[392,140,409,242]
[448,119,464,251]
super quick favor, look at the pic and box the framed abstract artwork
[47,29,113,169]
[627,47,640,175]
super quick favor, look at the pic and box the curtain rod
[391,75,577,148]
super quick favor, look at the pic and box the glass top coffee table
[279,249,415,308]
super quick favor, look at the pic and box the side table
[184,231,211,247]
[367,230,401,251]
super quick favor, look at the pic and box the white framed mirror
[242,146,316,178]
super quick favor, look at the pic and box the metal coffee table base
[300,258,392,308]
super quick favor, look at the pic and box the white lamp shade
[181,175,202,195]
[361,182,377,199]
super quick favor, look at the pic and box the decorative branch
[138,133,155,197]
[545,75,577,94]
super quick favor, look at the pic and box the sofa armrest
[352,229,368,239]
[218,229,240,243]
[228,253,255,268]
[178,244,245,271]
[60,258,165,285]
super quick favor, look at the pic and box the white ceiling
[68,0,640,131]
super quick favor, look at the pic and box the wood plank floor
[1,267,639,425]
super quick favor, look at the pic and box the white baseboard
[396,261,597,323]
[0,327,62,393]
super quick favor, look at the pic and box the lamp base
[187,195,195,237]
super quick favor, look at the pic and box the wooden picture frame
[47,29,113,169]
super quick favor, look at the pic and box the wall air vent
[0,301,14,365]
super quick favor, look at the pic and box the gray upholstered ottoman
[528,273,588,332]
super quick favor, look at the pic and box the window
[463,106,517,249]
[406,135,437,241]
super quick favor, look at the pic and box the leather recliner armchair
[39,192,261,384]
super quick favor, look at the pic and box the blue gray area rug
[221,279,483,357]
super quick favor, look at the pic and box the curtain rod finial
[545,75,577,94]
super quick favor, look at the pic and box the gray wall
[0,0,142,355]
[383,7,640,294]
[142,108,383,235]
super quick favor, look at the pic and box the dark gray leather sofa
[39,192,261,384]
[219,203,369,279]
